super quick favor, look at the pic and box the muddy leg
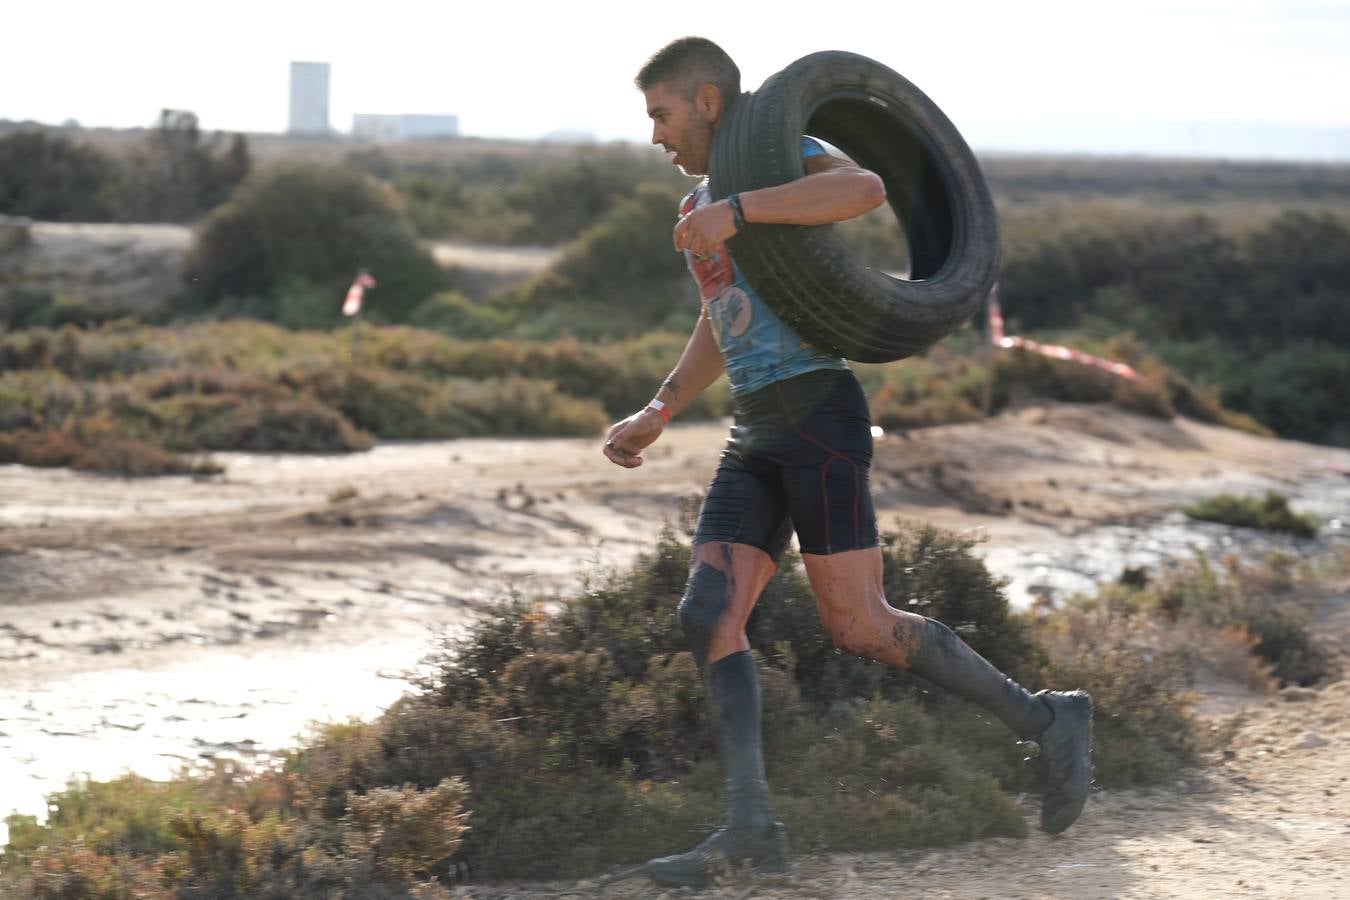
[647,542,790,887]
[803,547,1050,738]
[677,542,780,827]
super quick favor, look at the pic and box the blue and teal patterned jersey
[679,137,848,397]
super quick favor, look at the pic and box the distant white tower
[288,62,331,135]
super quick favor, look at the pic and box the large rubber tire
[709,51,999,363]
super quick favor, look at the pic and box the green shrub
[376,523,1186,877]
[371,143,683,246]
[489,182,693,340]
[0,319,1267,477]
[991,346,1173,417]
[407,291,517,339]
[1184,490,1319,538]
[2,764,470,899]
[1219,343,1350,446]
[113,111,252,224]
[1164,368,1274,437]
[995,205,1350,444]
[185,164,447,324]
[0,130,117,221]
[0,323,636,474]
[2,838,165,899]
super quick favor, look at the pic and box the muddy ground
[2,403,1348,896]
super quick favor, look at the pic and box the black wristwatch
[726,193,747,232]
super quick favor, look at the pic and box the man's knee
[679,562,731,669]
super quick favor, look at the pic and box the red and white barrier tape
[988,292,1140,382]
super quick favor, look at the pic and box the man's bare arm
[740,154,885,225]
[674,155,885,257]
[652,306,723,417]
[602,308,723,468]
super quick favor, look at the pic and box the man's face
[644,81,715,177]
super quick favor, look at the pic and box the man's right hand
[603,408,665,468]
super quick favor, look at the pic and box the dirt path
[449,680,1350,899]
[0,222,191,316]
[0,223,562,315]
[2,403,1349,891]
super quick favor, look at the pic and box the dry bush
[1189,624,1279,692]
[343,779,470,884]
[4,837,165,899]
[1053,550,1333,697]
[1029,607,1197,787]
[1151,553,1331,686]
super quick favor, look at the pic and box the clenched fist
[603,408,666,468]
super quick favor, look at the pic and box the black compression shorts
[694,368,880,558]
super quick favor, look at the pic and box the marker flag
[342,272,377,316]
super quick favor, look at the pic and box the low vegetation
[0,113,249,224]
[0,321,725,474]
[0,317,1265,476]
[9,519,1335,896]
[1184,491,1320,539]
[1063,549,1335,688]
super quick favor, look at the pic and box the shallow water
[0,640,424,850]
[987,506,1346,608]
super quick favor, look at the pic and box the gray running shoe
[1034,689,1093,834]
[645,821,790,888]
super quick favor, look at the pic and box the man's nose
[651,125,663,145]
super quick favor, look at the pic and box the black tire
[709,51,999,363]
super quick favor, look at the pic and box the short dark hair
[635,37,741,103]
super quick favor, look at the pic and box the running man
[603,36,1092,889]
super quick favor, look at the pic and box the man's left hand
[603,408,665,468]
[674,200,737,258]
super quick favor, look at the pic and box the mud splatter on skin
[890,616,924,668]
[678,555,733,669]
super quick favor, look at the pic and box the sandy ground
[455,681,1350,900]
[2,403,1349,895]
[0,221,559,313]
[428,240,562,299]
[0,222,191,315]
[429,241,561,274]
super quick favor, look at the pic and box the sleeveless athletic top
[680,136,849,398]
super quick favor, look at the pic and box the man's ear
[696,83,723,123]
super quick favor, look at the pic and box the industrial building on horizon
[287,60,457,140]
[288,62,331,135]
[352,113,460,141]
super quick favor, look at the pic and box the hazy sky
[5,0,1349,159]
